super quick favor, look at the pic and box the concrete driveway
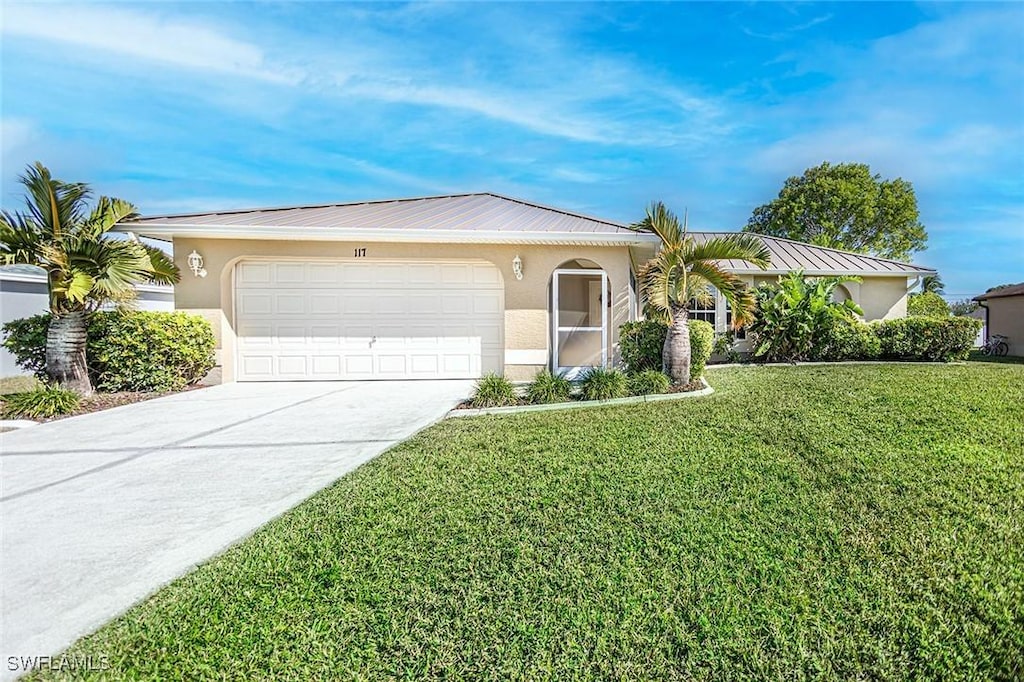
[0,380,471,678]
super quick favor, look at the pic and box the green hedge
[907,292,951,318]
[688,320,714,380]
[809,317,882,362]
[619,319,714,381]
[2,311,216,392]
[619,320,667,373]
[874,316,981,362]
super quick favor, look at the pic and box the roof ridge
[130,192,629,228]
[131,192,494,221]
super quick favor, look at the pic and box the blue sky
[2,2,1021,297]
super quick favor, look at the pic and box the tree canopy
[744,161,927,262]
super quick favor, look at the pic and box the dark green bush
[688,320,714,380]
[619,320,668,373]
[809,317,882,361]
[88,311,215,392]
[619,319,714,381]
[470,373,518,408]
[907,291,951,318]
[525,370,572,404]
[1,314,49,378]
[627,370,670,396]
[2,311,216,392]
[578,367,628,401]
[874,317,981,362]
[1,385,79,419]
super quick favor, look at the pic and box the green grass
[0,375,42,395]
[39,365,1024,681]
[968,349,1024,364]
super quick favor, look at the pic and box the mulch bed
[2,385,206,423]
[456,379,706,410]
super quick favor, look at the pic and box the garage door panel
[242,355,274,378]
[344,355,374,375]
[311,356,342,377]
[276,356,308,376]
[238,293,273,315]
[274,263,306,284]
[236,260,503,381]
[238,262,272,285]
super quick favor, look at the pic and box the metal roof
[974,283,1024,301]
[690,232,935,276]
[127,192,634,235]
[122,192,934,275]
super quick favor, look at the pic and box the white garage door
[235,260,503,381]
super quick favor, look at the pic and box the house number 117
[353,248,367,257]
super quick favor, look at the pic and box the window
[724,299,747,340]
[688,293,716,325]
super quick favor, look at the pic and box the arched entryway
[550,259,611,377]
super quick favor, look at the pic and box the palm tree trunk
[663,306,691,385]
[46,312,92,395]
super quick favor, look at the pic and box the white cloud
[1,4,299,84]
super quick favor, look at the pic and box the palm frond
[141,243,180,285]
[19,162,90,240]
[684,233,772,269]
[687,260,757,327]
[83,197,139,240]
[630,201,683,245]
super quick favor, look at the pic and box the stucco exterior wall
[984,295,1024,356]
[748,274,908,321]
[172,238,634,382]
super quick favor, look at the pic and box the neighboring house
[119,193,934,383]
[0,265,174,376]
[966,307,987,347]
[973,284,1024,356]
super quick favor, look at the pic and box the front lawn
[43,365,1023,680]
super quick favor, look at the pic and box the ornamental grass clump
[526,370,572,404]
[1,384,79,419]
[469,373,518,408]
[578,367,628,401]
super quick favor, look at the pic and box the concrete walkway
[0,380,471,678]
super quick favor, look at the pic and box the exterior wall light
[512,254,523,281]
[187,250,208,278]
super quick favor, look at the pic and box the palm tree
[920,273,944,294]
[633,202,771,384]
[0,162,178,394]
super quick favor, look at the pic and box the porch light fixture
[187,250,208,278]
[512,254,523,280]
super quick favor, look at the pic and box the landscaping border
[447,378,713,418]
[705,360,967,369]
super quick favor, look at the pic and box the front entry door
[552,269,608,377]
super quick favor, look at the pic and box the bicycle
[983,334,1009,356]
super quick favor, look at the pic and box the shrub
[907,291,950,318]
[578,367,628,401]
[875,317,981,362]
[627,370,670,396]
[749,271,864,362]
[2,311,216,392]
[810,317,882,361]
[470,373,518,408]
[619,319,713,381]
[525,370,572,404]
[619,320,668,373]
[1,385,79,419]
[88,311,215,392]
[1,314,49,379]
[688,320,714,380]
